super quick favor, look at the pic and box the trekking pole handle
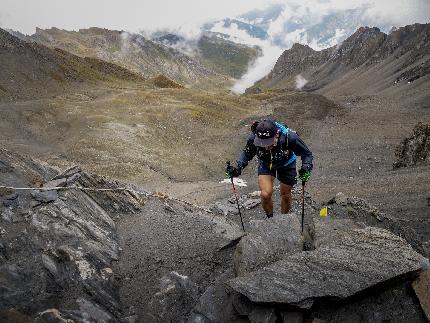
[226,161,233,180]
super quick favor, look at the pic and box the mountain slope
[0,28,144,101]
[250,23,430,104]
[152,31,261,79]
[196,34,261,79]
[29,27,227,88]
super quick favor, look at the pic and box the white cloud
[0,0,279,35]
[232,43,284,94]
[295,74,308,90]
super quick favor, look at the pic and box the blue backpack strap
[275,121,288,136]
[275,121,296,166]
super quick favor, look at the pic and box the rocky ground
[1,148,429,323]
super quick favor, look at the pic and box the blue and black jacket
[237,122,313,172]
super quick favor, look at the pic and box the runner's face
[264,133,279,150]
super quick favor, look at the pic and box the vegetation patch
[152,75,184,89]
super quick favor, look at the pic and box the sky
[2,0,429,36]
[0,0,276,35]
[1,0,429,93]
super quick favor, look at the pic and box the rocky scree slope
[250,23,430,101]
[28,27,228,88]
[1,149,429,322]
[0,28,144,102]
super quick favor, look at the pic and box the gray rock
[214,201,239,216]
[334,192,347,205]
[231,292,254,316]
[43,178,67,188]
[279,311,303,323]
[242,199,261,210]
[121,315,138,323]
[228,227,426,308]
[248,191,261,198]
[3,192,19,207]
[31,190,58,203]
[2,199,15,207]
[41,254,58,277]
[188,313,211,323]
[5,192,19,200]
[412,270,430,321]
[0,264,30,306]
[234,214,303,276]
[311,281,427,322]
[312,217,365,249]
[51,165,81,180]
[11,212,24,223]
[66,173,81,186]
[191,270,238,323]
[1,207,13,222]
[248,307,277,323]
[200,213,245,250]
[30,200,42,208]
[77,298,114,321]
[145,271,199,323]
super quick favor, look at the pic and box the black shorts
[258,161,297,186]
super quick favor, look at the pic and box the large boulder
[234,214,303,276]
[228,227,426,308]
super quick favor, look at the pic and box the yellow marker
[320,207,328,217]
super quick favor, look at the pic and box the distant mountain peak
[248,23,430,94]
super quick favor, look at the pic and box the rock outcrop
[394,122,430,168]
[1,148,429,322]
[228,227,426,307]
[0,148,142,322]
[234,214,303,276]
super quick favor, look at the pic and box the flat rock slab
[312,217,365,249]
[200,213,246,250]
[228,227,426,308]
[234,214,303,276]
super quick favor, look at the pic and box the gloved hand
[299,168,311,183]
[225,164,241,178]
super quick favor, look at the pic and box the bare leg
[258,175,274,216]
[280,183,293,214]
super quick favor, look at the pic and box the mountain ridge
[248,23,430,101]
[0,28,145,101]
[28,27,228,88]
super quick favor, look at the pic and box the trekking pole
[301,181,305,233]
[226,161,246,232]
